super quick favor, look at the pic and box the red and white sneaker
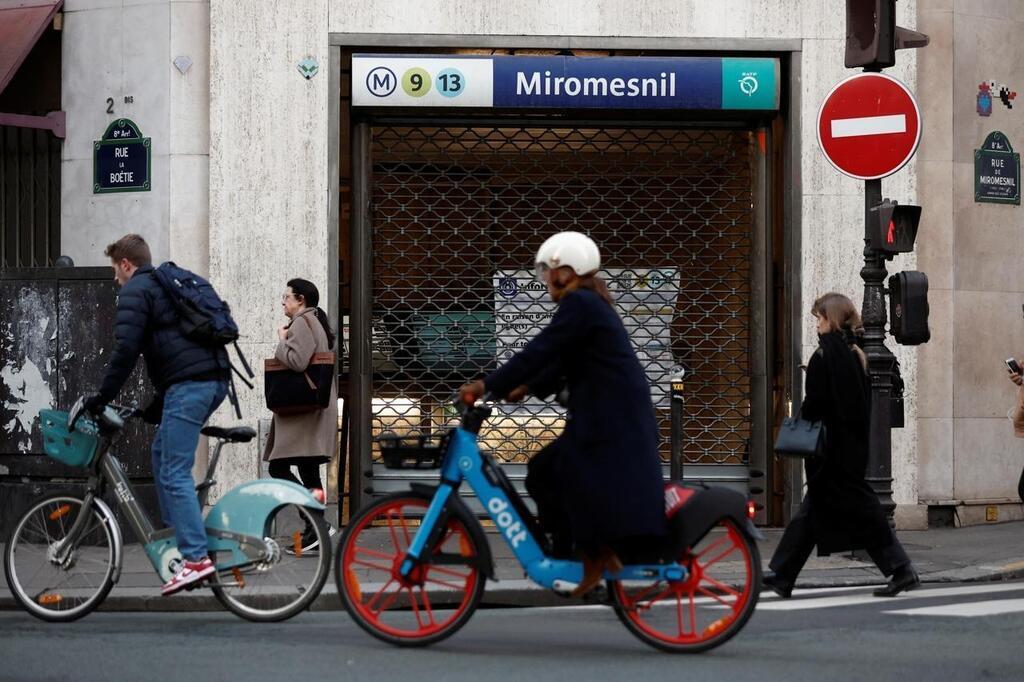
[161,557,215,596]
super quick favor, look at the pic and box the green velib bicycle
[3,397,331,622]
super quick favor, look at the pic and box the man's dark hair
[104,234,152,267]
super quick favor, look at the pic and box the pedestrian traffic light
[888,271,930,345]
[845,0,930,70]
[869,199,921,255]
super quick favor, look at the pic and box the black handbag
[264,316,335,415]
[773,416,826,458]
[264,353,335,415]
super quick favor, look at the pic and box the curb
[8,561,1024,614]
[0,583,603,613]
[5,560,1024,613]
[919,560,1024,585]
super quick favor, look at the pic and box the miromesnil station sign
[352,54,780,111]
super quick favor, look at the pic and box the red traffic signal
[845,0,929,70]
[869,199,921,254]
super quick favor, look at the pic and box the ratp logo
[738,73,759,97]
[366,66,397,97]
[497,276,519,298]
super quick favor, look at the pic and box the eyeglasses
[281,293,295,302]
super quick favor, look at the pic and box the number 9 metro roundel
[817,72,922,181]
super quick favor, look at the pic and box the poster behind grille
[494,268,681,408]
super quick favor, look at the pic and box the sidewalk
[3,521,1023,613]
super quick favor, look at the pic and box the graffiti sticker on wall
[977,81,1017,116]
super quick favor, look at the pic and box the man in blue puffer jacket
[85,234,229,596]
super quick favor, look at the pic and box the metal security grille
[366,123,754,475]
[0,126,61,268]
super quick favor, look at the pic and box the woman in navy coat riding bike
[461,231,665,596]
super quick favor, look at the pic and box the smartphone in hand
[1006,358,1023,375]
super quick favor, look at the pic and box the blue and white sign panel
[352,55,779,110]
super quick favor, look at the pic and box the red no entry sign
[817,73,921,180]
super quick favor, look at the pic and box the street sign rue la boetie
[94,118,151,194]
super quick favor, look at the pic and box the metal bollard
[668,370,686,482]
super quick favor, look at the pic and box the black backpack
[152,262,254,417]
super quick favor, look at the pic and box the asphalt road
[1,581,1022,682]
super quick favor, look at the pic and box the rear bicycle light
[746,500,757,519]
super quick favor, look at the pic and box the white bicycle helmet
[534,231,601,280]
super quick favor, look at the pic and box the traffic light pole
[861,177,897,520]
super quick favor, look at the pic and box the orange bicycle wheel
[610,518,761,653]
[336,491,486,646]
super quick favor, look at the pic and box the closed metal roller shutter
[359,121,760,502]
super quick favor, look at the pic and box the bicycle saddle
[201,425,256,443]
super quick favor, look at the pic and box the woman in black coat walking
[461,232,665,597]
[763,292,919,598]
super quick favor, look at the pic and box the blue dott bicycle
[335,398,762,652]
[4,397,331,622]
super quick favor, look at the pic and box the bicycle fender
[745,519,766,542]
[205,479,326,540]
[410,483,496,580]
[91,496,125,583]
[666,487,751,553]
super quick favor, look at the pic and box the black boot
[873,567,920,597]
[762,571,794,598]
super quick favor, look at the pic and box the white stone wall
[208,0,330,490]
[330,0,858,39]
[60,0,211,274]
[917,0,1024,512]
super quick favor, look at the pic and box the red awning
[0,0,63,96]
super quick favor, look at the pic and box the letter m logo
[366,66,397,97]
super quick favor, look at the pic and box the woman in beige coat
[265,278,339,551]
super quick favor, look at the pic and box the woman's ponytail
[562,272,614,307]
[314,306,336,350]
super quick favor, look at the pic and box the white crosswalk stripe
[759,585,874,600]
[884,597,1024,618]
[757,582,1024,612]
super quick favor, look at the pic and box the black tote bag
[264,352,335,415]
[773,417,826,459]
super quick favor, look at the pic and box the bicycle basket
[377,430,452,470]
[39,409,100,468]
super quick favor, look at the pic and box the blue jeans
[151,379,228,561]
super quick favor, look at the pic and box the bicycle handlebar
[451,391,496,434]
[68,396,142,434]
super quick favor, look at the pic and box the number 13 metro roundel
[817,72,922,181]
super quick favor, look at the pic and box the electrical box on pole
[888,271,930,345]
